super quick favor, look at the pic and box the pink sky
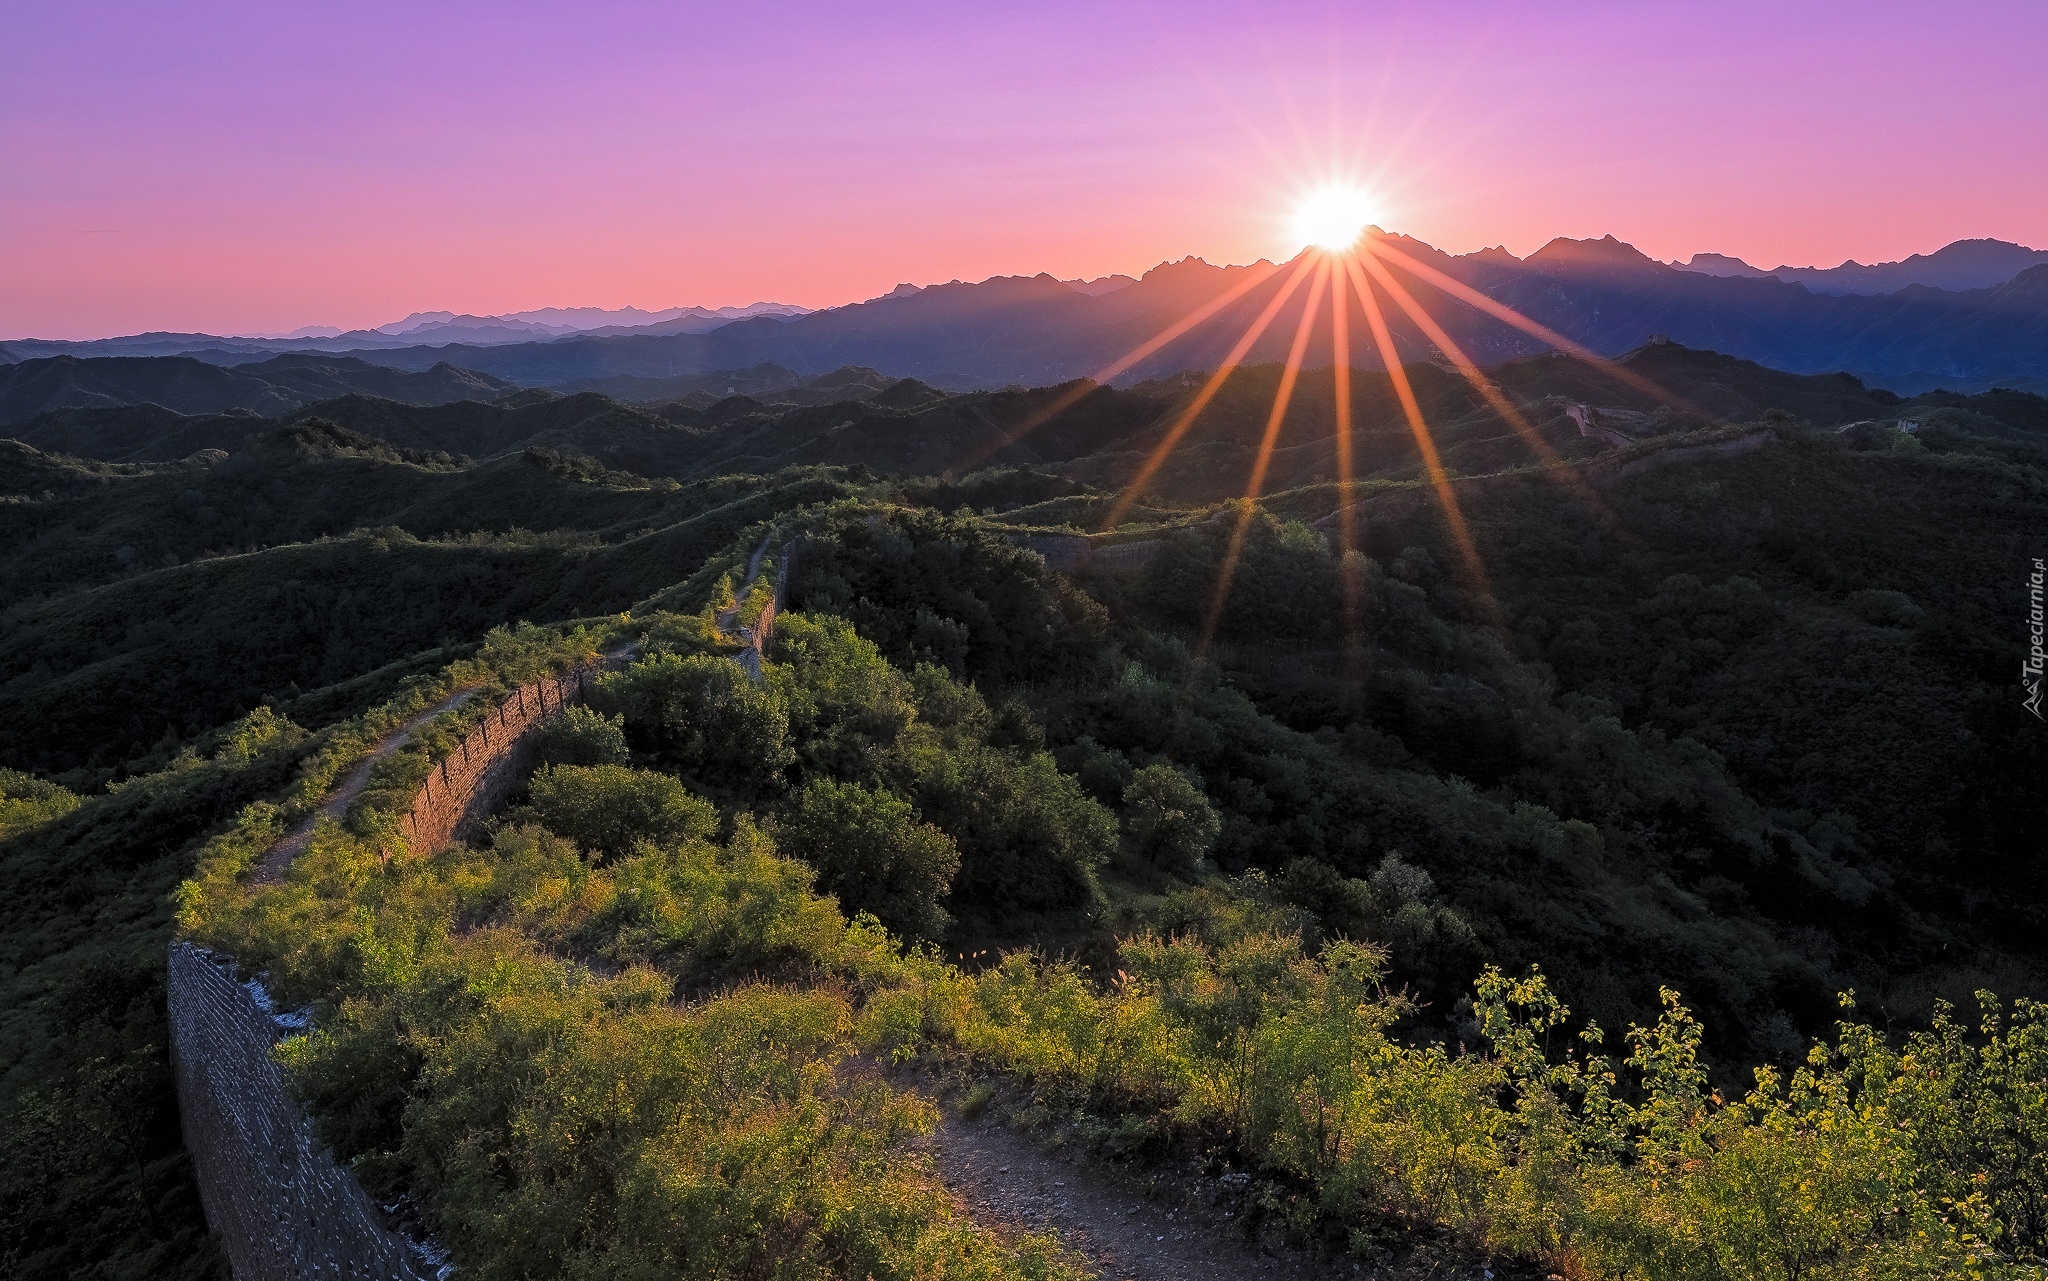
[4,0,2045,339]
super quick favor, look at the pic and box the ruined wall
[176,651,633,1279]
[731,545,792,681]
[1599,428,1774,482]
[168,944,436,1281]
[400,659,607,855]
[1026,534,1163,574]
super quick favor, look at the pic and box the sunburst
[970,188,1705,669]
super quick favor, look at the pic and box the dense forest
[1,344,2043,1279]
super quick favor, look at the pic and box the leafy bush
[915,745,1114,916]
[1120,763,1219,872]
[531,705,630,768]
[592,652,793,802]
[781,779,958,940]
[773,613,917,785]
[528,764,717,862]
[0,767,80,839]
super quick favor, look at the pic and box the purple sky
[4,0,2045,338]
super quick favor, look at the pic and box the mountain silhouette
[8,234,2047,394]
[1674,237,2048,295]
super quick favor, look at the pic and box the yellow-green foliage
[735,557,776,631]
[177,624,2044,1281]
[901,935,2039,1280]
[529,764,716,863]
[0,767,81,839]
[182,758,1083,1279]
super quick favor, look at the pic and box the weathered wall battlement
[400,658,609,855]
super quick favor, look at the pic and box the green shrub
[782,779,958,940]
[0,767,81,839]
[1121,763,1219,872]
[773,613,917,784]
[532,705,631,768]
[592,653,793,801]
[915,745,1114,916]
[528,764,717,862]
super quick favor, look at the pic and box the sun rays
[1046,225,1706,670]
[1197,257,1331,656]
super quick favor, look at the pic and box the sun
[1290,186,1379,252]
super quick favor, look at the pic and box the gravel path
[916,1097,1325,1281]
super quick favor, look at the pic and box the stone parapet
[168,943,436,1281]
[399,659,607,855]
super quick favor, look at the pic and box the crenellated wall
[399,658,609,855]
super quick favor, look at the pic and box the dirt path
[715,532,776,633]
[250,686,480,883]
[915,1095,1322,1281]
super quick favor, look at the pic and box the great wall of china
[156,425,1834,1280]
[168,534,788,1280]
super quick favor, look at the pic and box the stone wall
[1598,428,1774,483]
[400,658,608,855]
[731,544,792,681]
[168,943,437,1281]
[175,649,633,1279]
[1024,533,1163,574]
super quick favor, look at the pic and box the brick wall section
[399,657,610,855]
[175,648,635,1280]
[168,943,435,1281]
[732,544,791,682]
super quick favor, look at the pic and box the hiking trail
[249,685,480,883]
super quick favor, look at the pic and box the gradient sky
[5,0,2046,339]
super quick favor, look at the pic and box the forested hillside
[2,345,2043,1279]
[0,353,517,425]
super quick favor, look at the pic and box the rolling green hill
[0,353,517,426]
[16,342,2039,505]
[2,343,2044,1279]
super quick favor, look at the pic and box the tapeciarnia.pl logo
[2027,557,2045,720]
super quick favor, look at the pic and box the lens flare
[1291,186,1378,251]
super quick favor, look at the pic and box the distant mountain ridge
[0,353,517,426]
[0,300,812,361]
[8,233,2047,395]
[1673,237,2048,295]
[377,301,809,336]
[148,234,2035,395]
